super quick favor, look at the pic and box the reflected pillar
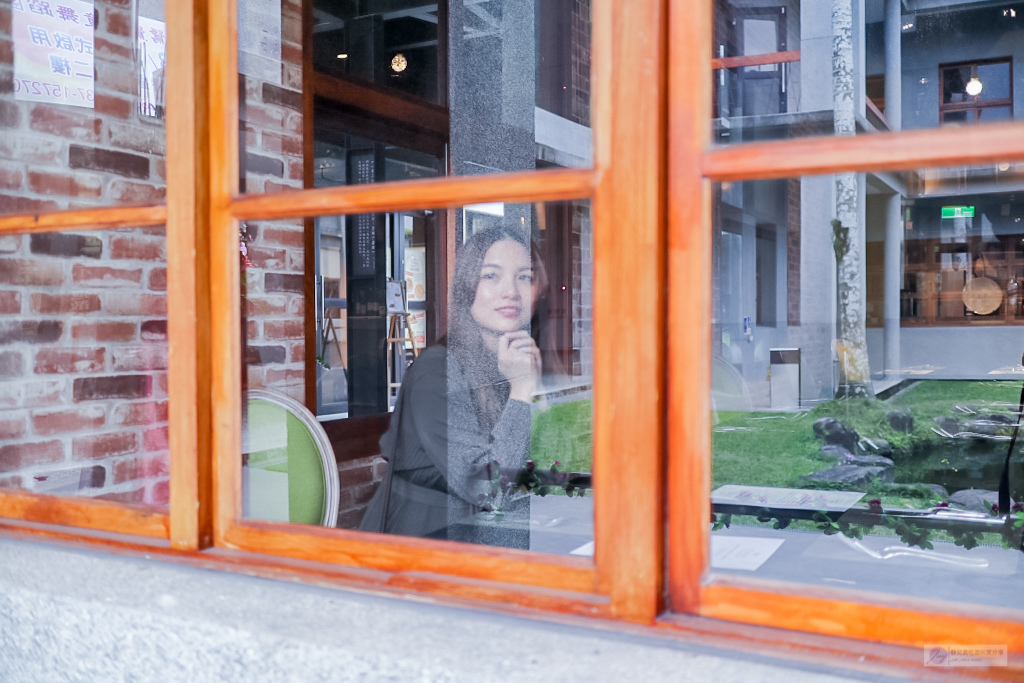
[884,0,902,130]
[884,192,902,379]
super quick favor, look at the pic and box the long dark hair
[447,225,542,431]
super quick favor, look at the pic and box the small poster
[405,246,426,302]
[712,485,866,512]
[12,0,95,109]
[137,16,166,118]
[238,0,282,84]
[408,310,426,348]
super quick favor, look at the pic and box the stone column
[833,0,871,397]
[884,192,902,379]
[884,0,902,130]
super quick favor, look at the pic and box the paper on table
[712,485,865,512]
[711,536,785,571]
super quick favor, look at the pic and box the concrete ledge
[0,537,899,682]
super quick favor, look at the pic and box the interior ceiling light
[391,53,408,73]
[966,77,984,96]
[1004,8,1016,17]
[336,53,348,59]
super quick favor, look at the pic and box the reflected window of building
[940,58,1012,123]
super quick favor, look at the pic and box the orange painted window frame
[199,0,667,622]
[666,0,1024,653]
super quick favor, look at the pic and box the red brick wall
[0,227,169,506]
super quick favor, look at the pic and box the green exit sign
[941,206,975,219]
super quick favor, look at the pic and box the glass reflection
[711,163,1024,609]
[241,201,594,555]
[713,0,1022,143]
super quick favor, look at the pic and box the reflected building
[712,0,1024,409]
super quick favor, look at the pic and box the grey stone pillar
[884,0,902,130]
[884,192,902,378]
[833,0,871,397]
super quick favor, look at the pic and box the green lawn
[712,380,1022,509]
[530,398,593,474]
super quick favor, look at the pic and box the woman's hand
[497,331,540,403]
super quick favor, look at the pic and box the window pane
[236,0,592,195]
[710,164,1024,610]
[0,226,169,508]
[239,200,595,556]
[713,1,1018,144]
[1,1,167,216]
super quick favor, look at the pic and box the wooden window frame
[668,0,1024,655]
[203,0,666,622]
[939,57,1013,123]
[1,0,1021,667]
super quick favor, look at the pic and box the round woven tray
[962,276,1002,315]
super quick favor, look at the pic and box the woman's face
[471,239,535,336]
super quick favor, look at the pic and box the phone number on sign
[13,80,94,102]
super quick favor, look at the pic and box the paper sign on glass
[13,0,95,108]
[712,485,866,512]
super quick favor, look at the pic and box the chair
[242,389,340,527]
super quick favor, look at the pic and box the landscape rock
[984,413,1015,425]
[820,444,853,459]
[948,488,1014,514]
[843,454,895,468]
[800,465,893,488]
[921,483,949,499]
[887,410,914,433]
[812,417,859,452]
[858,437,891,456]
[962,419,1001,437]
[932,416,960,435]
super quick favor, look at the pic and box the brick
[103,293,166,316]
[287,160,304,180]
[95,58,138,95]
[0,165,21,190]
[140,320,167,341]
[94,36,133,61]
[264,180,302,193]
[246,345,286,365]
[289,298,304,316]
[0,417,25,440]
[245,297,288,316]
[0,139,63,166]
[0,476,23,490]
[29,106,102,142]
[72,264,142,287]
[23,381,63,408]
[107,122,164,155]
[0,195,60,214]
[73,431,138,460]
[263,227,304,248]
[72,321,136,342]
[31,293,102,315]
[148,479,170,506]
[110,236,165,261]
[264,320,304,339]
[0,291,20,314]
[148,267,166,291]
[261,84,302,112]
[245,153,284,178]
[336,509,365,529]
[111,346,167,371]
[93,92,133,119]
[240,106,284,129]
[112,400,168,426]
[246,320,258,340]
[154,159,166,181]
[31,233,103,259]
[28,171,103,199]
[0,320,62,345]
[262,131,302,157]
[0,259,65,285]
[34,347,105,374]
[96,487,145,504]
[0,441,63,474]
[102,8,132,37]
[32,465,106,492]
[0,38,12,68]
[280,43,302,69]
[113,453,169,484]
[69,145,149,179]
[144,426,168,451]
[73,375,151,401]
[246,247,286,270]
[109,180,165,204]
[265,368,304,385]
[338,463,374,488]
[33,406,106,435]
[0,100,18,128]
[289,343,304,362]
[264,273,303,293]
